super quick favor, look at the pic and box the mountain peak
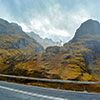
[72,19,100,42]
[77,19,100,35]
[0,18,23,34]
[82,19,100,26]
[85,19,98,22]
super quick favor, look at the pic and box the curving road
[0,81,100,100]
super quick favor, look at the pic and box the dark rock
[46,46,60,54]
[64,55,71,59]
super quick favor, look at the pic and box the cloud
[0,0,92,42]
[18,3,91,42]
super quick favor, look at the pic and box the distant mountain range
[0,18,100,82]
[27,32,63,48]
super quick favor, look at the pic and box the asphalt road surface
[0,81,100,100]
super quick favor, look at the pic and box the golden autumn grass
[0,31,100,93]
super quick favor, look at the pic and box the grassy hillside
[5,19,100,82]
[0,18,44,73]
[0,18,100,83]
[12,43,97,81]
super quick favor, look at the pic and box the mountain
[0,19,100,82]
[70,19,100,80]
[0,18,44,73]
[0,18,44,53]
[27,32,62,48]
[72,19,100,42]
[6,19,98,81]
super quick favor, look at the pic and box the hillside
[0,18,44,73]
[6,19,99,82]
[70,19,100,80]
[0,19,100,82]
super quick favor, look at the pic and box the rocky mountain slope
[0,18,100,82]
[0,18,44,73]
[70,19,100,80]
[5,19,99,81]
[0,18,44,53]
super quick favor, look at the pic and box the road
[0,81,100,100]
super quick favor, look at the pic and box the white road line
[0,85,67,100]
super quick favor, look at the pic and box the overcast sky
[0,0,100,42]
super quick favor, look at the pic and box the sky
[0,0,100,42]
